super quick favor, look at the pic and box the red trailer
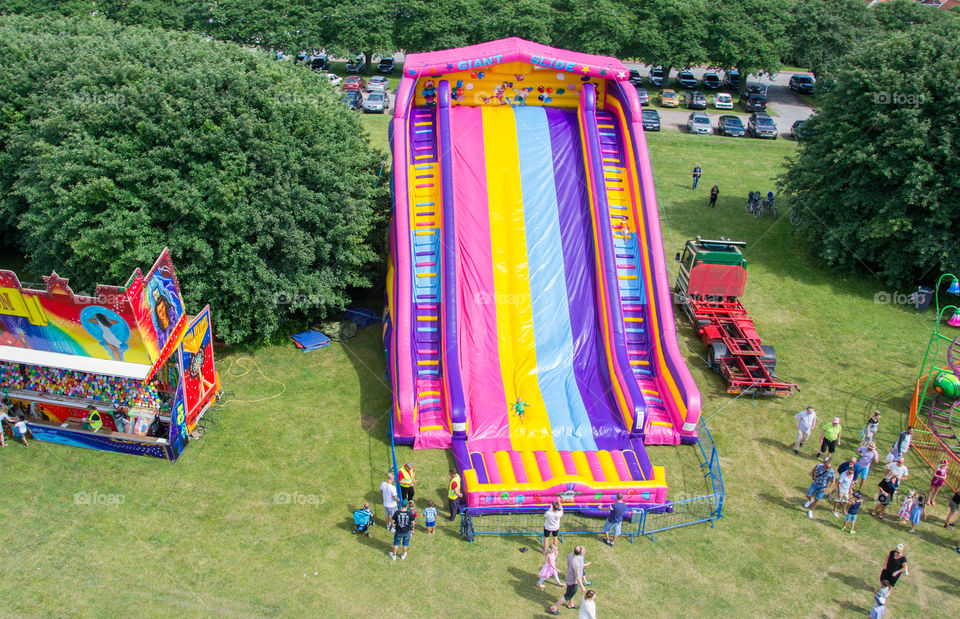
[674,237,798,395]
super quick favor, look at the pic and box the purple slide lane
[451,106,511,453]
[545,107,631,452]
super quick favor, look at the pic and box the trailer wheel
[760,344,776,371]
[706,341,728,369]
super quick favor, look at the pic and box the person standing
[793,407,818,455]
[862,411,881,443]
[708,184,719,207]
[878,544,908,594]
[841,492,863,534]
[870,580,891,619]
[398,461,416,502]
[927,458,949,506]
[389,500,415,561]
[602,493,629,547]
[579,590,597,619]
[803,458,836,519]
[854,441,880,492]
[815,417,842,459]
[548,546,589,615]
[872,458,907,519]
[944,488,960,528]
[446,468,463,521]
[692,165,703,189]
[380,472,399,531]
[832,461,856,517]
[543,502,564,555]
[885,427,913,463]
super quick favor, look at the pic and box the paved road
[625,64,815,138]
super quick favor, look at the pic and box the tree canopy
[779,15,960,286]
[0,14,389,344]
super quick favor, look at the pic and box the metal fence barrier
[460,418,725,543]
[911,418,959,492]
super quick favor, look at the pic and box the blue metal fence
[458,418,725,543]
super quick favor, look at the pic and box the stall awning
[0,345,151,380]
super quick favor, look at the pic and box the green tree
[703,0,790,79]
[550,0,634,58]
[393,0,485,53]
[785,0,876,80]
[0,14,389,343]
[629,0,708,77]
[778,18,960,286]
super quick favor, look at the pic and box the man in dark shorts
[549,546,589,615]
[944,489,960,528]
[389,500,415,561]
[815,417,842,459]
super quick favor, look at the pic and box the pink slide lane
[451,106,511,453]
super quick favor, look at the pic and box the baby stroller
[352,508,372,537]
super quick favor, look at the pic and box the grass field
[2,125,959,618]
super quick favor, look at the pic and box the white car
[367,76,389,93]
[713,92,733,109]
[325,73,343,88]
[687,112,712,135]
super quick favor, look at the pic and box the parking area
[626,64,816,139]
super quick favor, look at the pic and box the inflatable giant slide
[385,39,701,511]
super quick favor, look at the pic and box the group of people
[793,406,960,614]
[373,464,464,560]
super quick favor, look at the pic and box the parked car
[716,114,745,137]
[629,70,644,86]
[745,83,767,96]
[377,57,396,74]
[790,119,811,140]
[739,92,767,112]
[641,108,661,131]
[723,68,740,91]
[687,91,707,110]
[635,87,650,106]
[676,71,698,90]
[294,51,308,65]
[342,90,363,111]
[789,74,816,95]
[309,55,329,71]
[703,72,721,90]
[325,73,343,88]
[687,112,712,135]
[367,76,389,92]
[343,76,366,91]
[747,112,778,139]
[659,88,680,107]
[713,92,733,109]
[345,57,363,73]
[363,91,389,113]
[648,66,665,87]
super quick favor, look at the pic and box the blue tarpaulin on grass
[291,330,331,352]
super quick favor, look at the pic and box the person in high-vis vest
[446,468,463,521]
[398,462,416,501]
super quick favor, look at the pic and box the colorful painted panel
[167,380,188,459]
[178,306,217,430]
[0,271,151,364]
[127,248,188,376]
[413,61,605,109]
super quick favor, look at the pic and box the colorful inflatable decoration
[384,38,702,513]
[0,249,219,460]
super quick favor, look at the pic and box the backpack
[460,508,475,542]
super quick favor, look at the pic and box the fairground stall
[0,249,219,460]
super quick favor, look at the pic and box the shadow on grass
[506,566,556,607]
[927,568,960,593]
[335,518,393,554]
[833,598,869,615]
[755,436,795,454]
[827,570,872,593]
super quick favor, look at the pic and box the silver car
[367,76,389,93]
[363,91,390,113]
[687,112,712,135]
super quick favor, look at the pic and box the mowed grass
[2,126,960,618]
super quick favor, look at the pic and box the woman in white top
[579,589,597,619]
[543,502,563,554]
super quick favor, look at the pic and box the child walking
[12,415,28,446]
[909,493,925,533]
[423,500,438,534]
[869,581,890,619]
[536,546,563,589]
[898,490,917,526]
[841,492,862,534]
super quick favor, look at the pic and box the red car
[343,76,366,91]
